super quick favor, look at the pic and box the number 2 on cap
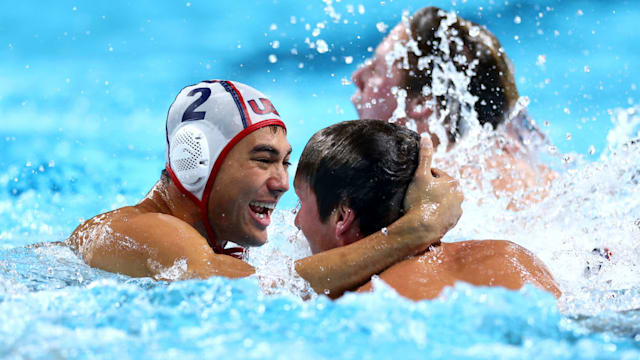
[182,88,211,122]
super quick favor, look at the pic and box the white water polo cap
[166,80,285,200]
[165,80,285,255]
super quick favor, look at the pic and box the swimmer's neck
[137,178,200,222]
[137,178,223,247]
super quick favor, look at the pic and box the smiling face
[208,126,291,248]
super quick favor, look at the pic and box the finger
[416,135,434,177]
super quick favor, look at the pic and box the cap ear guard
[169,123,211,196]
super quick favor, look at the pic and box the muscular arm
[295,205,455,298]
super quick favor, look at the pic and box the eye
[283,160,292,168]
[254,158,272,164]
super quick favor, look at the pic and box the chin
[238,231,268,248]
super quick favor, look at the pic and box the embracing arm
[295,137,464,298]
[68,137,461,293]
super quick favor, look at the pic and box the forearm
[294,208,445,298]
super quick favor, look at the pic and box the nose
[267,165,289,196]
[352,66,365,90]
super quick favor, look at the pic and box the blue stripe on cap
[219,81,249,129]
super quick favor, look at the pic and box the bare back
[358,240,561,300]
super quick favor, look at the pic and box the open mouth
[248,200,276,226]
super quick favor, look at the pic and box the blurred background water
[1,0,639,358]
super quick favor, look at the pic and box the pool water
[1,0,640,358]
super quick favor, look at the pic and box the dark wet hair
[403,6,519,139]
[296,119,419,237]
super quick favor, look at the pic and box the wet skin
[294,174,560,300]
[357,240,561,300]
[68,129,464,298]
[293,136,560,300]
[208,127,292,248]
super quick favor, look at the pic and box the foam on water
[1,1,640,357]
[242,8,640,332]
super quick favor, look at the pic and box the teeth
[256,213,266,219]
[250,201,276,210]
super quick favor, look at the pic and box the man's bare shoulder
[66,206,140,251]
[66,206,213,278]
[446,240,561,297]
[447,239,528,256]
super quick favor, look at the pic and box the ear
[334,204,360,246]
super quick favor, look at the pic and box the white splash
[245,209,315,299]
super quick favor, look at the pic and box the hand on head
[403,135,463,236]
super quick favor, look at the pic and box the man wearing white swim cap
[67,80,463,298]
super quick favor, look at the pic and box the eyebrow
[251,144,292,157]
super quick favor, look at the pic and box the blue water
[2,0,640,358]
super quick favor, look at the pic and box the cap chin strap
[165,165,244,259]
[165,119,286,259]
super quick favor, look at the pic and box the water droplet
[562,154,574,164]
[588,145,596,155]
[577,9,584,16]
[536,54,547,66]
[268,54,278,63]
[381,227,388,236]
[271,40,280,49]
[344,56,353,64]
[584,66,590,73]
[514,16,522,24]
[469,26,480,37]
[316,39,329,54]
[376,22,388,33]
[566,132,572,140]
[269,23,278,31]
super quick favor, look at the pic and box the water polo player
[67,80,463,298]
[351,6,557,208]
[294,120,561,300]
